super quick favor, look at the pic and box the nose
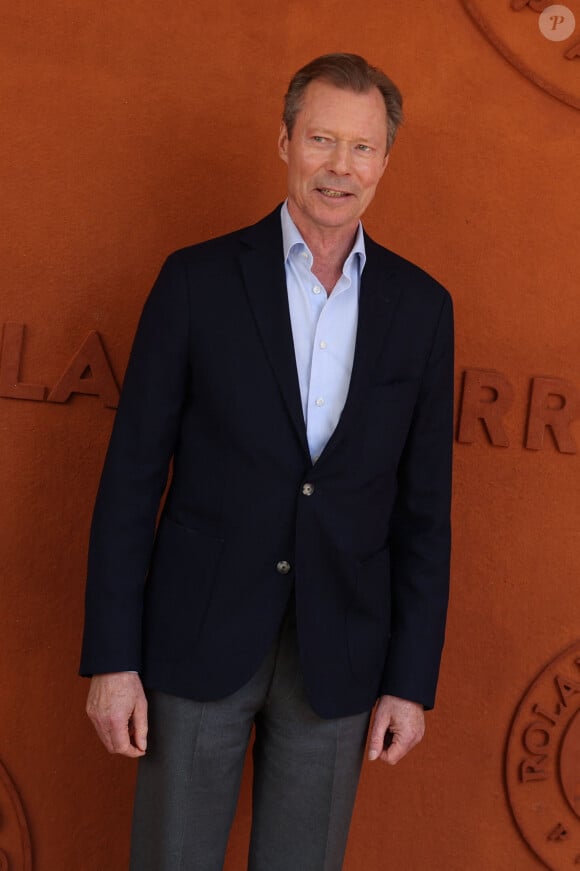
[326,141,351,175]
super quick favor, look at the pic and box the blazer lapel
[238,208,310,458]
[317,235,403,465]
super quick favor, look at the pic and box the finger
[108,716,145,758]
[91,721,116,754]
[86,705,116,754]
[381,722,424,765]
[368,712,392,761]
[130,694,148,752]
[382,733,412,765]
[89,717,139,757]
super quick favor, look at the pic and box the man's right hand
[86,672,148,758]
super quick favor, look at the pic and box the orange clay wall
[1,2,579,869]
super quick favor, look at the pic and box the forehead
[295,79,388,146]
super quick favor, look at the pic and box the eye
[311,135,328,144]
[356,144,372,153]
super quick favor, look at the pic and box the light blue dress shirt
[281,201,366,462]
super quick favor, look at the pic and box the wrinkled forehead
[295,80,388,146]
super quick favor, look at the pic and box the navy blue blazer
[80,206,454,718]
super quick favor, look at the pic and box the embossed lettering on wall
[0,323,119,409]
[0,759,32,871]
[458,368,580,454]
[2,324,579,455]
[506,642,580,870]
[461,0,580,110]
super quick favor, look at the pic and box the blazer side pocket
[346,547,391,684]
[143,516,225,662]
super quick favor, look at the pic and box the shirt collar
[280,200,366,272]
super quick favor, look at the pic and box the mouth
[317,187,352,199]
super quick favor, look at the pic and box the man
[81,53,454,870]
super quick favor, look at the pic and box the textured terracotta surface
[1,2,579,869]
[462,0,580,109]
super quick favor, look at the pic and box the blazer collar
[318,233,403,464]
[237,208,404,466]
[238,207,310,458]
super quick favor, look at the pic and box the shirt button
[312,285,322,295]
[315,397,325,407]
[301,482,315,496]
[276,560,291,575]
[319,341,327,349]
[301,251,309,260]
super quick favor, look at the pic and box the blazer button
[276,560,291,575]
[301,482,315,496]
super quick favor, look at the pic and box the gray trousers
[129,603,371,871]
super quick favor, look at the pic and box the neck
[287,201,358,277]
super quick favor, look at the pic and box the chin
[316,209,357,228]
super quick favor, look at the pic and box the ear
[380,152,390,176]
[278,122,290,165]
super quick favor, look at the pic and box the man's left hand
[367,694,425,765]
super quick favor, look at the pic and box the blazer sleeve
[379,291,454,709]
[79,252,190,675]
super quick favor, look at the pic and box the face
[278,79,389,239]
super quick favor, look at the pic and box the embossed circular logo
[0,758,32,869]
[506,642,580,870]
[461,0,580,111]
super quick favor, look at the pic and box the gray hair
[283,53,404,153]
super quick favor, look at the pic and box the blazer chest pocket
[369,377,420,400]
[143,516,225,662]
[363,379,420,460]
